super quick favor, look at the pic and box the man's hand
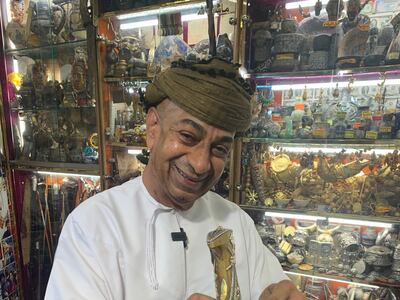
[259,280,305,300]
[187,293,215,300]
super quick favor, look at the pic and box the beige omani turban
[145,58,252,132]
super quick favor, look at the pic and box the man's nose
[188,144,211,176]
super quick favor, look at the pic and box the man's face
[143,100,234,210]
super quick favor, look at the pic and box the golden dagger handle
[207,226,241,300]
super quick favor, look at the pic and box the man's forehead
[160,99,235,137]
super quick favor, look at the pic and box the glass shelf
[241,137,400,148]
[9,160,100,176]
[249,64,400,79]
[5,40,87,60]
[240,205,400,225]
[283,269,398,289]
[10,106,96,113]
[108,142,147,149]
[104,76,152,83]
[99,0,204,17]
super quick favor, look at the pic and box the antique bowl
[292,198,311,208]
[275,198,291,208]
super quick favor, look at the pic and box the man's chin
[170,191,203,210]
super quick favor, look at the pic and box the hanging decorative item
[71,47,90,106]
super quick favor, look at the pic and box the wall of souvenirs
[0,0,239,298]
[238,0,400,297]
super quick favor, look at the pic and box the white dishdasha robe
[45,177,287,299]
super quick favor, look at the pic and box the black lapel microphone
[171,228,188,248]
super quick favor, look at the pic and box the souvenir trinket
[71,47,89,106]
[392,244,400,272]
[314,0,322,16]
[364,245,393,267]
[18,82,35,109]
[250,148,269,204]
[336,232,362,253]
[153,36,190,72]
[352,259,367,275]
[69,0,84,32]
[326,0,344,22]
[317,156,369,182]
[279,240,292,254]
[105,41,119,76]
[337,27,369,68]
[386,12,400,65]
[361,227,378,246]
[245,188,258,206]
[291,230,309,247]
[114,59,128,77]
[6,0,26,48]
[30,0,55,43]
[317,224,340,243]
[298,263,313,271]
[273,190,291,208]
[341,0,370,34]
[271,154,291,173]
[273,34,305,54]
[216,33,233,62]
[287,252,304,265]
[158,12,182,36]
[281,19,298,34]
[369,288,397,300]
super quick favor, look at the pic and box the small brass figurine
[207,227,241,300]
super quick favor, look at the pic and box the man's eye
[179,132,196,144]
[212,146,229,158]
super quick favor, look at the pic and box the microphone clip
[171,228,188,248]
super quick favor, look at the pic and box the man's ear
[146,107,160,150]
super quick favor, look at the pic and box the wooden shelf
[5,40,87,60]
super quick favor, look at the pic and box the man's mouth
[174,164,207,183]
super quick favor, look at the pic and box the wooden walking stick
[35,191,53,263]
[21,178,31,266]
[44,182,54,255]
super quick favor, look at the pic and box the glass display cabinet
[96,0,239,191]
[0,87,21,299]
[0,1,101,298]
[16,171,100,299]
[237,0,400,296]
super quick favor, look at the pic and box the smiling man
[45,58,304,300]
